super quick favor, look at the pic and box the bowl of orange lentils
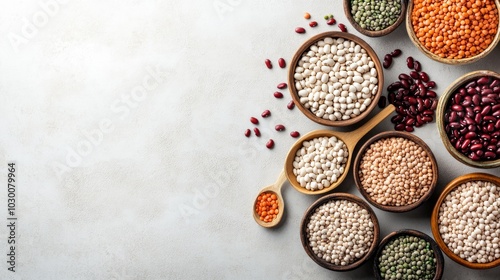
[406,0,500,64]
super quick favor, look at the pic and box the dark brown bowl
[374,229,444,280]
[353,131,439,212]
[288,31,384,127]
[344,0,406,37]
[300,193,380,271]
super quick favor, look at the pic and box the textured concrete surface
[0,0,499,279]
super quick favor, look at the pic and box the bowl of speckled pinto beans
[431,173,500,269]
[406,0,500,64]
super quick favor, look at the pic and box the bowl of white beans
[431,173,500,269]
[300,193,380,271]
[288,31,384,127]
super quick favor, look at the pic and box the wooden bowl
[431,173,500,269]
[373,229,444,280]
[300,193,380,271]
[436,70,500,169]
[343,0,406,37]
[288,31,384,126]
[353,131,439,212]
[406,0,500,64]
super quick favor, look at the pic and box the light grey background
[0,0,499,279]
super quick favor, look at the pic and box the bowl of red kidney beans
[437,70,500,168]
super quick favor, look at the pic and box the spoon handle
[273,169,287,193]
[349,104,395,144]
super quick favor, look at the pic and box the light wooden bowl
[353,131,439,212]
[288,31,384,126]
[406,0,500,64]
[431,173,500,269]
[373,229,444,280]
[436,70,500,169]
[300,193,380,271]
[343,0,406,37]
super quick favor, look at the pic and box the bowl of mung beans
[374,229,444,280]
[353,131,439,212]
[431,173,500,269]
[343,0,407,37]
[436,70,500,168]
[300,193,380,271]
[288,31,384,126]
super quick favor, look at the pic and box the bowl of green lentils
[374,229,444,280]
[344,0,407,37]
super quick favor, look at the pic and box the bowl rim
[287,31,384,127]
[353,131,439,212]
[431,172,500,269]
[343,0,407,37]
[373,229,444,280]
[406,0,500,65]
[300,193,380,271]
[436,70,500,168]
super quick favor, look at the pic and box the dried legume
[304,12,311,19]
[358,137,434,206]
[244,129,251,137]
[265,59,272,69]
[287,100,296,110]
[261,109,271,118]
[295,27,306,34]
[254,127,261,137]
[309,21,318,27]
[250,117,259,124]
[274,91,284,98]
[290,131,300,138]
[275,124,285,131]
[351,0,402,31]
[266,139,275,149]
[293,136,348,191]
[438,180,500,263]
[278,58,286,68]
[255,192,279,222]
[338,23,348,32]
[306,199,375,265]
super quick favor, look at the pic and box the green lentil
[350,0,401,31]
[378,235,436,280]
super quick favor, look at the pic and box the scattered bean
[327,18,336,25]
[309,21,318,27]
[378,96,387,108]
[338,23,347,32]
[295,27,306,34]
[265,59,272,69]
[278,58,286,68]
[254,127,261,137]
[290,131,300,138]
[275,124,285,131]
[287,100,295,110]
[250,117,259,124]
[406,56,414,69]
[390,49,402,57]
[244,129,251,137]
[261,110,271,118]
[383,54,393,69]
[277,83,287,89]
[266,139,275,149]
[274,91,284,98]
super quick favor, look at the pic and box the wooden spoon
[285,104,395,195]
[253,170,286,228]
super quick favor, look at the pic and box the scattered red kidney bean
[275,124,285,131]
[309,21,318,27]
[338,23,347,32]
[444,75,500,161]
[266,139,275,149]
[290,131,300,138]
[406,56,414,69]
[390,49,402,57]
[287,100,295,110]
[278,58,286,68]
[414,60,422,72]
[327,18,336,25]
[265,59,272,69]
[378,96,387,108]
[261,110,271,118]
[383,54,393,69]
[277,83,287,89]
[245,129,251,137]
[250,117,259,124]
[295,27,306,33]
[274,91,284,98]
[254,127,261,137]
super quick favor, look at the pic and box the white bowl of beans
[431,173,500,269]
[436,70,500,168]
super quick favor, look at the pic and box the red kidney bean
[266,139,274,149]
[485,151,497,159]
[481,105,491,115]
[477,76,490,85]
[390,49,402,57]
[405,125,414,132]
[423,110,434,116]
[461,139,471,150]
[422,116,433,123]
[451,104,463,111]
[327,18,336,25]
[472,94,481,105]
[495,119,500,129]
[391,115,403,123]
[277,83,287,89]
[414,60,422,72]
[419,72,430,82]
[406,118,415,126]
[417,84,427,96]
[383,54,393,69]
[401,79,410,89]
[287,100,295,110]
[261,110,271,118]
[387,82,402,91]
[465,132,477,139]
[470,143,483,151]
[410,71,419,80]
[250,117,259,124]
[475,113,483,124]
[254,127,261,137]
[245,129,251,137]
[395,123,405,131]
[265,59,272,69]
[406,57,414,69]
[275,124,285,131]
[295,27,306,33]
[399,73,411,80]
[426,81,436,89]
[338,23,347,32]
[378,96,387,108]
[490,79,500,88]
[467,87,477,95]
[290,131,300,138]
[274,91,284,98]
[309,21,318,27]
[278,58,286,68]
[482,97,495,104]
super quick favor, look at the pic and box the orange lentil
[255,191,279,223]
[304,12,311,19]
[411,0,498,59]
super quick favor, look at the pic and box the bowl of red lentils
[431,173,500,269]
[436,70,500,168]
[406,0,500,64]
[353,131,438,212]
